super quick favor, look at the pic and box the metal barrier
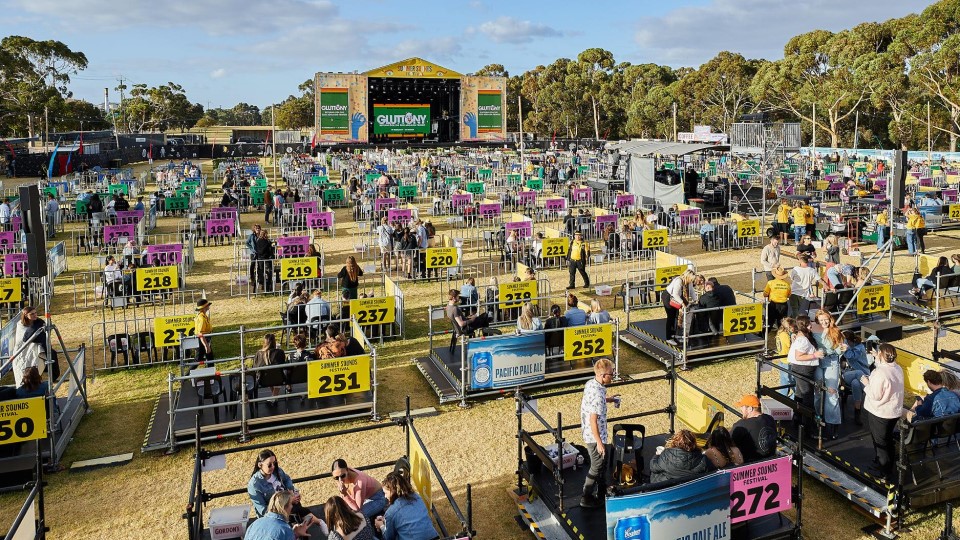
[183,397,474,540]
[70,267,192,309]
[89,297,203,371]
[227,256,327,299]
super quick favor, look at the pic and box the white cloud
[209,68,226,79]
[391,37,463,63]
[634,0,933,67]
[478,16,562,44]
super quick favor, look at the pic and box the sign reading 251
[564,324,613,361]
[307,355,371,398]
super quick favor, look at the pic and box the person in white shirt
[788,316,824,430]
[759,236,780,280]
[305,290,331,340]
[103,256,123,296]
[861,343,905,476]
[788,254,818,318]
[0,198,10,227]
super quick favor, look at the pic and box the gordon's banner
[373,104,431,135]
[605,472,732,540]
[320,88,349,134]
[477,90,503,133]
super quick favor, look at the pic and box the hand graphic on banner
[350,113,366,140]
[463,112,478,138]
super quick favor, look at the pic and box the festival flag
[65,136,79,173]
[3,140,15,158]
[47,138,61,179]
[77,132,84,156]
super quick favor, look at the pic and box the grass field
[1,157,959,539]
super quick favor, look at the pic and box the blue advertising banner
[605,472,731,540]
[468,333,545,390]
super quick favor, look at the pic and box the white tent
[606,141,728,207]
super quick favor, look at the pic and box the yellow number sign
[948,204,960,220]
[307,355,371,398]
[153,315,196,348]
[0,277,22,303]
[655,265,687,292]
[675,378,725,433]
[642,228,669,249]
[563,324,613,361]
[857,284,890,314]
[350,296,396,326]
[723,303,763,336]
[737,219,761,238]
[0,397,47,445]
[137,266,179,291]
[541,237,568,258]
[426,247,459,269]
[280,257,318,281]
[498,280,538,309]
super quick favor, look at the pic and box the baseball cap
[734,394,761,408]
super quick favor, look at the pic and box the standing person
[803,200,817,237]
[373,472,439,540]
[905,207,922,255]
[730,395,778,462]
[823,235,841,265]
[790,201,806,244]
[861,344,905,477]
[195,299,213,364]
[760,236,781,280]
[375,217,394,273]
[663,270,695,346]
[45,193,59,239]
[415,219,429,278]
[788,316,824,433]
[814,310,844,439]
[788,254,818,318]
[246,224,262,289]
[0,198,10,229]
[263,189,274,224]
[253,229,275,293]
[338,256,363,300]
[875,206,889,250]
[566,231,590,290]
[776,199,792,244]
[763,266,791,330]
[579,358,619,508]
[10,306,48,387]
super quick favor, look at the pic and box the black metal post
[466,483,474,537]
[556,411,564,512]
[515,389,524,497]
[405,395,411,461]
[794,425,804,540]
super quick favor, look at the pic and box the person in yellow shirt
[874,208,889,249]
[195,298,213,363]
[773,317,796,397]
[790,202,807,244]
[803,202,816,237]
[567,231,591,289]
[905,207,924,254]
[763,266,791,329]
[776,199,792,244]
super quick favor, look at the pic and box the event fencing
[183,398,474,540]
[162,318,378,452]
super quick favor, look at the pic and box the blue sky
[0,0,933,110]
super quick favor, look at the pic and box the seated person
[703,426,744,469]
[564,294,587,326]
[316,327,348,359]
[650,429,713,484]
[343,331,365,357]
[373,472,439,540]
[459,277,479,313]
[708,277,736,307]
[331,458,387,520]
[445,289,490,335]
[16,366,48,398]
[323,496,376,540]
[694,279,723,335]
[544,304,567,330]
[910,370,960,420]
[245,491,321,540]
[588,299,611,324]
[248,449,322,528]
[730,394,777,462]
[911,256,952,300]
[516,302,542,334]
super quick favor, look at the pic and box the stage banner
[314,72,368,143]
[373,104,431,135]
[477,90,503,133]
[605,471,732,540]
[468,333,545,390]
[320,88,349,134]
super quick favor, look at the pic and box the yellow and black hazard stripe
[142,395,162,449]
[802,462,887,517]
[820,449,895,490]
[559,512,585,540]
[516,504,546,539]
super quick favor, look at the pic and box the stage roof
[365,57,462,79]
[607,140,728,156]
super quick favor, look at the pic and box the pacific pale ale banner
[319,88,349,134]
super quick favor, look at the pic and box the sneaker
[666,339,679,346]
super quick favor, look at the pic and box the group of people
[246,450,439,540]
[661,269,738,347]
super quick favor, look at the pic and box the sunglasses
[333,473,347,481]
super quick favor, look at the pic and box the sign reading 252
[563,324,612,361]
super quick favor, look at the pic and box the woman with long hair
[338,256,363,300]
[840,330,872,426]
[516,302,542,334]
[788,316,825,426]
[247,450,323,532]
[773,317,797,397]
[814,310,844,439]
[373,472,439,540]
[703,426,744,468]
[10,306,50,387]
[254,334,286,399]
[324,496,375,540]
[911,255,951,299]
[662,269,696,346]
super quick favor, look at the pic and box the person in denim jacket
[248,449,318,527]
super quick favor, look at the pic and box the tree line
[2,1,959,150]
